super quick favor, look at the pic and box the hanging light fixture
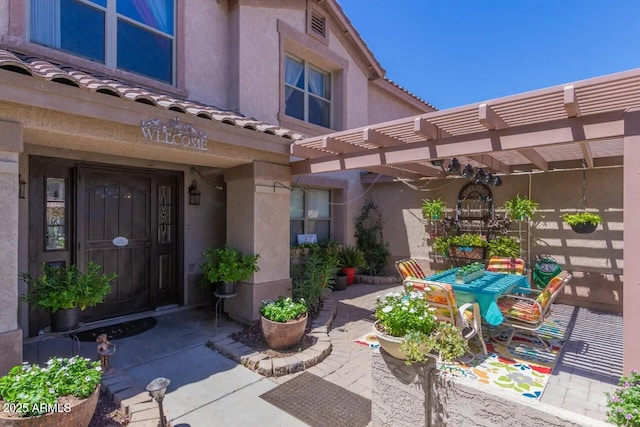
[461,164,474,178]
[188,180,201,205]
[446,157,461,173]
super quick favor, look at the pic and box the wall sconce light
[188,180,201,206]
[18,175,26,199]
[146,377,170,427]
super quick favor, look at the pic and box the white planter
[455,269,484,284]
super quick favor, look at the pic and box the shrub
[355,200,390,276]
[259,297,307,323]
[291,243,339,310]
[0,357,101,417]
[606,369,640,426]
[338,245,367,269]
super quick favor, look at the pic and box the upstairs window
[285,55,331,128]
[30,0,175,84]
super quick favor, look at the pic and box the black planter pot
[51,307,81,332]
[570,222,598,234]
[217,281,236,295]
[333,274,348,291]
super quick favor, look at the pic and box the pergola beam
[580,141,594,168]
[363,128,404,148]
[394,162,445,178]
[414,117,439,140]
[364,165,423,181]
[564,85,581,118]
[290,143,326,159]
[479,103,508,130]
[468,154,511,174]
[290,111,624,175]
[518,148,549,171]
[322,136,362,154]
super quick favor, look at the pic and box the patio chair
[404,278,488,356]
[486,257,526,275]
[496,271,572,348]
[395,258,426,280]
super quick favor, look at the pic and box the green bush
[432,236,452,257]
[355,201,390,276]
[0,357,101,417]
[449,233,488,248]
[21,262,116,312]
[201,246,259,284]
[338,245,367,269]
[487,236,521,258]
[562,211,603,226]
[502,194,538,221]
[605,369,640,426]
[259,296,307,323]
[421,198,447,220]
[291,243,339,310]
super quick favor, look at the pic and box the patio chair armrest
[457,302,481,339]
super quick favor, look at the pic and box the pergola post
[623,109,640,373]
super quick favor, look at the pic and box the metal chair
[496,271,572,347]
[404,278,488,356]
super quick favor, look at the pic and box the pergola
[290,68,640,373]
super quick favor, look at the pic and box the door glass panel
[158,185,171,244]
[45,178,66,250]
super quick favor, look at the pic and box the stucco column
[0,120,23,375]
[623,109,640,374]
[223,161,292,324]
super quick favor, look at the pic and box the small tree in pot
[338,245,367,286]
[21,262,116,332]
[201,246,260,295]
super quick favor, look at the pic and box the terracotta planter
[342,267,356,286]
[51,308,81,332]
[372,321,407,360]
[0,385,99,427]
[570,222,598,234]
[261,313,308,350]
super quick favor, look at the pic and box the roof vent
[310,11,326,38]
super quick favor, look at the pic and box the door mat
[75,317,157,342]
[260,372,371,427]
[437,316,568,400]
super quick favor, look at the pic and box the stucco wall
[366,167,623,312]
[367,82,426,123]
[371,350,609,427]
[0,0,8,36]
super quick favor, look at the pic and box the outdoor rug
[260,372,371,427]
[75,317,157,342]
[437,316,569,400]
[354,332,380,349]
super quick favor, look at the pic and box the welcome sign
[140,117,208,151]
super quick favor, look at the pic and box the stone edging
[354,274,401,286]
[207,295,337,377]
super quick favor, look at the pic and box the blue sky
[338,1,640,110]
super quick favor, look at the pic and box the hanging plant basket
[570,222,598,234]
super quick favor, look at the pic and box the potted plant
[372,291,468,364]
[421,198,447,220]
[455,262,486,284]
[0,356,102,425]
[201,246,260,295]
[259,296,308,350]
[338,245,367,286]
[448,233,488,262]
[432,236,451,258]
[502,194,538,221]
[21,262,116,332]
[487,235,521,258]
[562,211,603,234]
[333,270,348,291]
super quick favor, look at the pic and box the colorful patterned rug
[437,316,568,400]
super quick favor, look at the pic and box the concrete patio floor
[23,283,622,426]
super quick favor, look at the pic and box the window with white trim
[29,0,175,84]
[285,55,331,128]
[290,188,331,245]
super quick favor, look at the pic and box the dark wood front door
[28,157,180,335]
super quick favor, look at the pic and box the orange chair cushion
[497,298,541,323]
[396,259,426,280]
[486,257,526,275]
[535,271,568,310]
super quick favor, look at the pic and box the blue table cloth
[425,269,530,326]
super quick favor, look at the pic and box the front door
[28,157,180,335]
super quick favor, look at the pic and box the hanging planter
[562,212,602,234]
[421,198,447,221]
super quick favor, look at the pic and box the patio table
[425,269,530,326]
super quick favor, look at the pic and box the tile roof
[383,77,437,111]
[0,49,305,141]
